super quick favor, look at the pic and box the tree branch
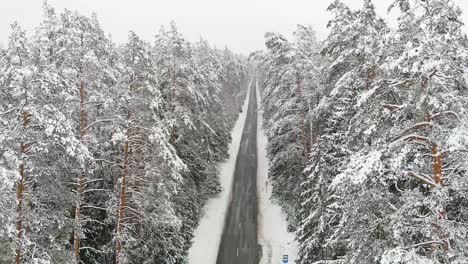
[403,240,445,249]
[407,171,437,187]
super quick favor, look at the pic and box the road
[216,81,260,264]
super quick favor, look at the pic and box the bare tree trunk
[15,111,29,264]
[74,80,87,262]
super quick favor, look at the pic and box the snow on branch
[79,247,106,254]
[82,119,115,133]
[427,111,461,122]
[383,104,405,111]
[401,122,432,134]
[391,134,433,145]
[387,79,416,88]
[403,240,445,249]
[0,107,20,116]
[81,205,108,211]
[406,171,437,187]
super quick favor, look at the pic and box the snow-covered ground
[256,79,299,264]
[188,77,252,264]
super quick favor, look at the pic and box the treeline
[0,3,248,264]
[256,0,468,263]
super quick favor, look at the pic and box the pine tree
[259,27,321,225]
[1,22,35,264]
[298,0,389,262]
[56,9,118,262]
[112,30,187,264]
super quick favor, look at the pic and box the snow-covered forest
[0,3,248,263]
[1,0,468,263]
[255,0,468,263]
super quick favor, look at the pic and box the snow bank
[256,79,299,264]
[188,77,252,264]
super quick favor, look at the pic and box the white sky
[0,0,467,54]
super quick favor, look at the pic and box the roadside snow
[256,79,299,264]
[188,77,251,264]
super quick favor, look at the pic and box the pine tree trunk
[432,144,442,185]
[431,142,446,252]
[15,111,29,264]
[170,48,177,145]
[116,75,134,263]
[74,80,87,262]
[115,140,129,264]
[172,50,176,104]
[364,68,374,90]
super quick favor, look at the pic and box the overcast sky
[0,0,467,54]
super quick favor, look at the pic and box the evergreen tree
[112,30,187,264]
[259,26,322,225]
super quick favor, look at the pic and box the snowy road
[189,75,297,264]
[216,81,260,264]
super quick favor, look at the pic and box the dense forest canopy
[1,0,468,263]
[256,0,468,263]
[0,3,248,263]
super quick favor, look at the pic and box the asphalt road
[216,81,260,264]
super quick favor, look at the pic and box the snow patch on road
[256,79,299,264]
[188,77,252,264]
